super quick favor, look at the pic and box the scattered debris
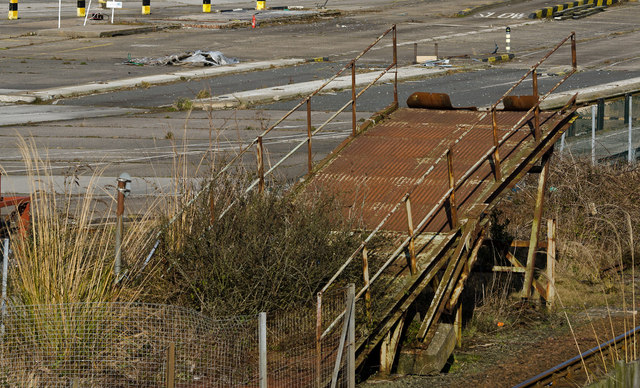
[125,50,239,66]
[422,59,451,67]
[89,12,105,20]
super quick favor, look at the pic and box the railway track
[514,324,640,387]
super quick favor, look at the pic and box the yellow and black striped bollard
[142,0,150,14]
[256,0,265,10]
[77,0,86,17]
[202,0,210,13]
[8,0,18,20]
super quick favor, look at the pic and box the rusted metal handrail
[319,32,579,342]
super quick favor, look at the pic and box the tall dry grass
[1,136,160,379]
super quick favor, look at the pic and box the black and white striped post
[505,26,511,53]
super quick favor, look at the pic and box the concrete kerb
[540,76,640,110]
[528,0,621,19]
[456,0,531,17]
[193,65,452,110]
[37,24,173,38]
[0,59,306,103]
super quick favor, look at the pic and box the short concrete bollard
[256,0,265,10]
[77,0,86,17]
[8,0,18,20]
[141,0,150,14]
[202,0,210,12]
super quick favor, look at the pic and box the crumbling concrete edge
[456,0,531,17]
[0,58,306,103]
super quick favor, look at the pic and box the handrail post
[257,136,264,193]
[447,149,458,228]
[533,69,540,142]
[362,246,372,320]
[393,25,398,106]
[405,197,417,275]
[307,99,313,174]
[351,62,357,136]
[491,109,502,181]
[571,32,577,70]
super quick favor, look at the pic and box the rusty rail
[318,32,579,345]
[514,323,640,388]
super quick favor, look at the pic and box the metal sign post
[106,0,122,23]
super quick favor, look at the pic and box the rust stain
[307,108,560,232]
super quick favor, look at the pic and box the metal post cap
[117,172,132,182]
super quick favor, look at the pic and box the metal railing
[317,32,579,347]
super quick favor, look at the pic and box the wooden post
[447,149,458,228]
[454,303,462,348]
[380,314,405,375]
[307,99,313,173]
[546,219,556,307]
[362,246,371,320]
[405,197,417,275]
[523,150,551,299]
[491,109,502,181]
[257,136,264,193]
[166,342,175,388]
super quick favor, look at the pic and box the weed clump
[149,178,362,316]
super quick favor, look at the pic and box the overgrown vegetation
[468,155,640,334]
[148,180,362,316]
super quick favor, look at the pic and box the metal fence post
[259,312,267,388]
[592,105,596,165]
[351,63,357,136]
[1,238,9,337]
[348,284,355,388]
[114,173,131,281]
[316,292,322,388]
[307,99,313,173]
[629,95,634,164]
[166,342,175,388]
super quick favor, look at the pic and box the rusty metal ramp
[310,32,580,375]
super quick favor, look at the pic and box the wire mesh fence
[0,288,352,387]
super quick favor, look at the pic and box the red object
[0,175,31,237]
[252,14,256,28]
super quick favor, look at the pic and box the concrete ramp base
[396,323,456,375]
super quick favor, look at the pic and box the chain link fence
[0,287,352,387]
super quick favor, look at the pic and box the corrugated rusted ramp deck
[310,108,558,233]
[305,105,577,369]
